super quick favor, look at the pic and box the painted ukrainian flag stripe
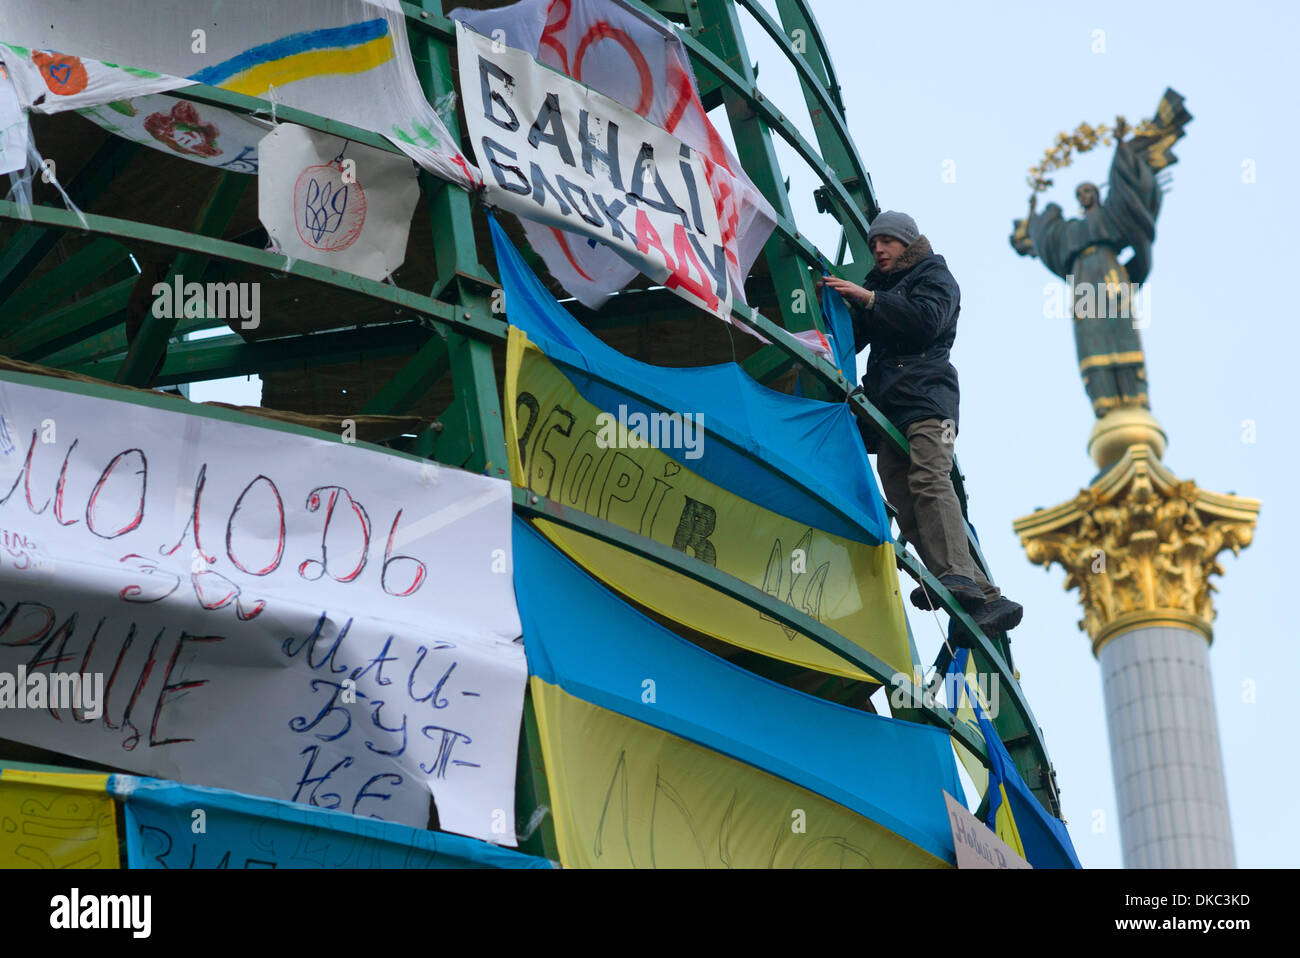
[188,19,393,97]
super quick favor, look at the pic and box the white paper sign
[0,376,526,844]
[259,124,419,281]
[944,791,1031,869]
[457,22,733,321]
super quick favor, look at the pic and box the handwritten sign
[259,123,417,281]
[450,0,776,313]
[0,769,119,869]
[944,791,1031,869]
[115,776,549,869]
[0,375,525,844]
[457,22,733,321]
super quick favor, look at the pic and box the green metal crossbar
[71,323,432,386]
[0,201,481,336]
[115,172,249,386]
[0,238,131,319]
[0,136,139,304]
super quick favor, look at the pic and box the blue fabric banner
[513,516,962,862]
[110,777,552,869]
[819,272,858,382]
[489,213,891,546]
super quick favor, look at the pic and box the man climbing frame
[820,211,1023,634]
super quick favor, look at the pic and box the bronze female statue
[1011,90,1191,419]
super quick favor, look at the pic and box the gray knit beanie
[868,210,920,247]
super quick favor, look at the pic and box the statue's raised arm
[1101,89,1193,283]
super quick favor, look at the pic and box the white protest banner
[0,42,193,114]
[258,124,419,281]
[0,58,27,176]
[457,21,733,321]
[78,94,271,174]
[0,0,480,189]
[450,0,775,312]
[0,375,526,845]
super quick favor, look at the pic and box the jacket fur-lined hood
[884,235,932,274]
[862,235,939,291]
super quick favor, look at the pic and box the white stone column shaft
[1098,624,1235,868]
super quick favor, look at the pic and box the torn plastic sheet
[4,133,88,229]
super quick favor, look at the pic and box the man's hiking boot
[910,574,985,613]
[974,596,1024,634]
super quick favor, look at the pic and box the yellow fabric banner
[530,677,947,868]
[504,328,912,681]
[0,769,119,869]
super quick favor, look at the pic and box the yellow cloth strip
[529,677,948,868]
[0,770,118,869]
[994,783,1027,859]
[504,328,912,681]
[1,769,110,791]
[219,34,395,97]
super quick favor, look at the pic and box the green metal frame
[0,0,1063,856]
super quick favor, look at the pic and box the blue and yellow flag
[946,647,1022,853]
[945,648,1081,868]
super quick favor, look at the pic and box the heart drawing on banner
[32,51,89,95]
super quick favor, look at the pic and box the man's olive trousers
[874,418,1000,602]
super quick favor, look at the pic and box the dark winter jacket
[850,235,961,448]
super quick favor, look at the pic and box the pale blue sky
[745,0,1298,866]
